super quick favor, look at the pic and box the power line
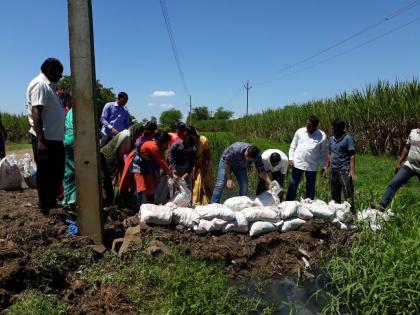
[254,0,420,85]
[159,0,189,95]
[257,15,420,86]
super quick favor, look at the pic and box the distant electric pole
[244,80,252,117]
[189,95,192,125]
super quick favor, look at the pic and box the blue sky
[0,0,419,121]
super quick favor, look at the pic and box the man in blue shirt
[326,119,356,212]
[100,92,131,147]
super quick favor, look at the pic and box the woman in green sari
[63,108,76,206]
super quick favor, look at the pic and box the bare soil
[0,189,354,313]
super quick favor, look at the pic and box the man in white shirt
[377,121,420,210]
[27,58,65,213]
[286,115,328,201]
[257,149,288,199]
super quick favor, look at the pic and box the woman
[187,126,214,205]
[63,108,76,206]
[101,123,144,206]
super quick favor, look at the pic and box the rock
[111,238,125,254]
[123,216,139,229]
[118,235,141,258]
[91,244,107,255]
[125,225,140,237]
[146,240,174,260]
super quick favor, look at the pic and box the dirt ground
[0,188,353,313]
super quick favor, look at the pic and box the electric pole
[244,80,252,117]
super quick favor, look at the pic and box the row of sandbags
[139,180,360,237]
[0,153,36,190]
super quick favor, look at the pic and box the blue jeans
[380,165,419,208]
[211,159,248,203]
[286,167,317,201]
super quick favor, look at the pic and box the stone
[125,225,140,237]
[146,240,174,260]
[118,235,141,258]
[91,244,107,255]
[111,238,124,254]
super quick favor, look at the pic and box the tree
[214,107,234,120]
[186,106,210,123]
[159,108,182,129]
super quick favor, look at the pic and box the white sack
[139,204,173,225]
[331,218,358,231]
[172,207,200,228]
[329,201,353,223]
[168,178,192,207]
[297,204,314,220]
[194,218,227,234]
[0,154,22,190]
[277,201,300,219]
[224,196,256,212]
[302,199,335,219]
[241,206,279,222]
[357,208,395,231]
[17,153,37,189]
[249,220,283,237]
[281,218,306,232]
[196,203,236,221]
[254,180,282,206]
[223,212,249,233]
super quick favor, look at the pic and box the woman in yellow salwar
[187,126,214,205]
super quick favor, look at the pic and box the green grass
[7,290,66,315]
[5,142,32,152]
[82,241,261,314]
[204,132,420,314]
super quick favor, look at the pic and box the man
[169,121,187,146]
[27,58,65,213]
[257,149,288,198]
[100,92,131,147]
[377,121,420,210]
[168,135,196,191]
[0,112,7,159]
[286,115,328,201]
[211,142,269,203]
[326,119,356,211]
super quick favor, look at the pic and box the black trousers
[256,170,285,199]
[99,133,112,148]
[330,170,355,211]
[31,135,65,211]
[0,136,5,159]
[100,153,115,207]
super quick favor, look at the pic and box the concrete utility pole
[244,80,252,117]
[68,0,104,244]
[189,95,192,125]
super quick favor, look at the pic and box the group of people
[24,57,419,214]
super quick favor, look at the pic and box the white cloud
[160,103,174,109]
[152,90,176,97]
[147,102,154,107]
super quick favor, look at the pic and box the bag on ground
[277,201,300,219]
[249,220,283,237]
[254,180,282,206]
[331,218,358,231]
[194,218,227,234]
[172,207,200,228]
[224,196,256,212]
[302,199,335,219]
[330,201,353,223]
[18,153,37,189]
[223,211,249,233]
[357,208,395,231]
[139,203,173,225]
[281,217,306,232]
[241,206,279,222]
[168,178,192,207]
[196,203,236,221]
[0,154,22,190]
[297,203,314,220]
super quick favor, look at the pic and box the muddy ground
[0,189,354,313]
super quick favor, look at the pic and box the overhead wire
[254,0,420,85]
[159,0,189,95]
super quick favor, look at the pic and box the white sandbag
[357,208,394,231]
[172,207,200,228]
[302,199,335,219]
[241,206,279,222]
[329,201,352,223]
[277,201,300,219]
[139,204,173,226]
[168,178,192,207]
[0,154,22,190]
[331,218,358,231]
[196,204,236,221]
[249,220,283,237]
[18,153,37,188]
[223,212,249,233]
[254,180,282,206]
[281,218,306,232]
[194,218,227,234]
[224,196,256,212]
[297,204,314,220]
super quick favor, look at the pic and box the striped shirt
[404,129,420,174]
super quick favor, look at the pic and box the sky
[0,0,419,121]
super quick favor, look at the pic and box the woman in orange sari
[187,126,214,205]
